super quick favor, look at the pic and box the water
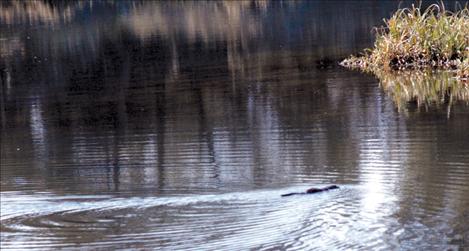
[1,1,469,250]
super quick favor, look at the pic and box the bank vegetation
[341,3,469,81]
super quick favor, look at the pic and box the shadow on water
[1,0,469,250]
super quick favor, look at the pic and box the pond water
[1,1,469,250]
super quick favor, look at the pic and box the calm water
[1,1,469,250]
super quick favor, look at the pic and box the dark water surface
[1,1,469,250]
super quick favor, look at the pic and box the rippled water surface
[1,1,469,250]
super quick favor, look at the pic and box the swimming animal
[281,185,339,197]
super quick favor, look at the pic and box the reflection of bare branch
[0,37,24,58]
[122,1,268,43]
[0,1,78,25]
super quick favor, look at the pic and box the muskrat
[281,185,339,197]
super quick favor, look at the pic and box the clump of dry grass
[457,58,469,80]
[341,3,469,77]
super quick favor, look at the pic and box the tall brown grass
[341,3,469,80]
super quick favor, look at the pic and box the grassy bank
[341,3,469,80]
